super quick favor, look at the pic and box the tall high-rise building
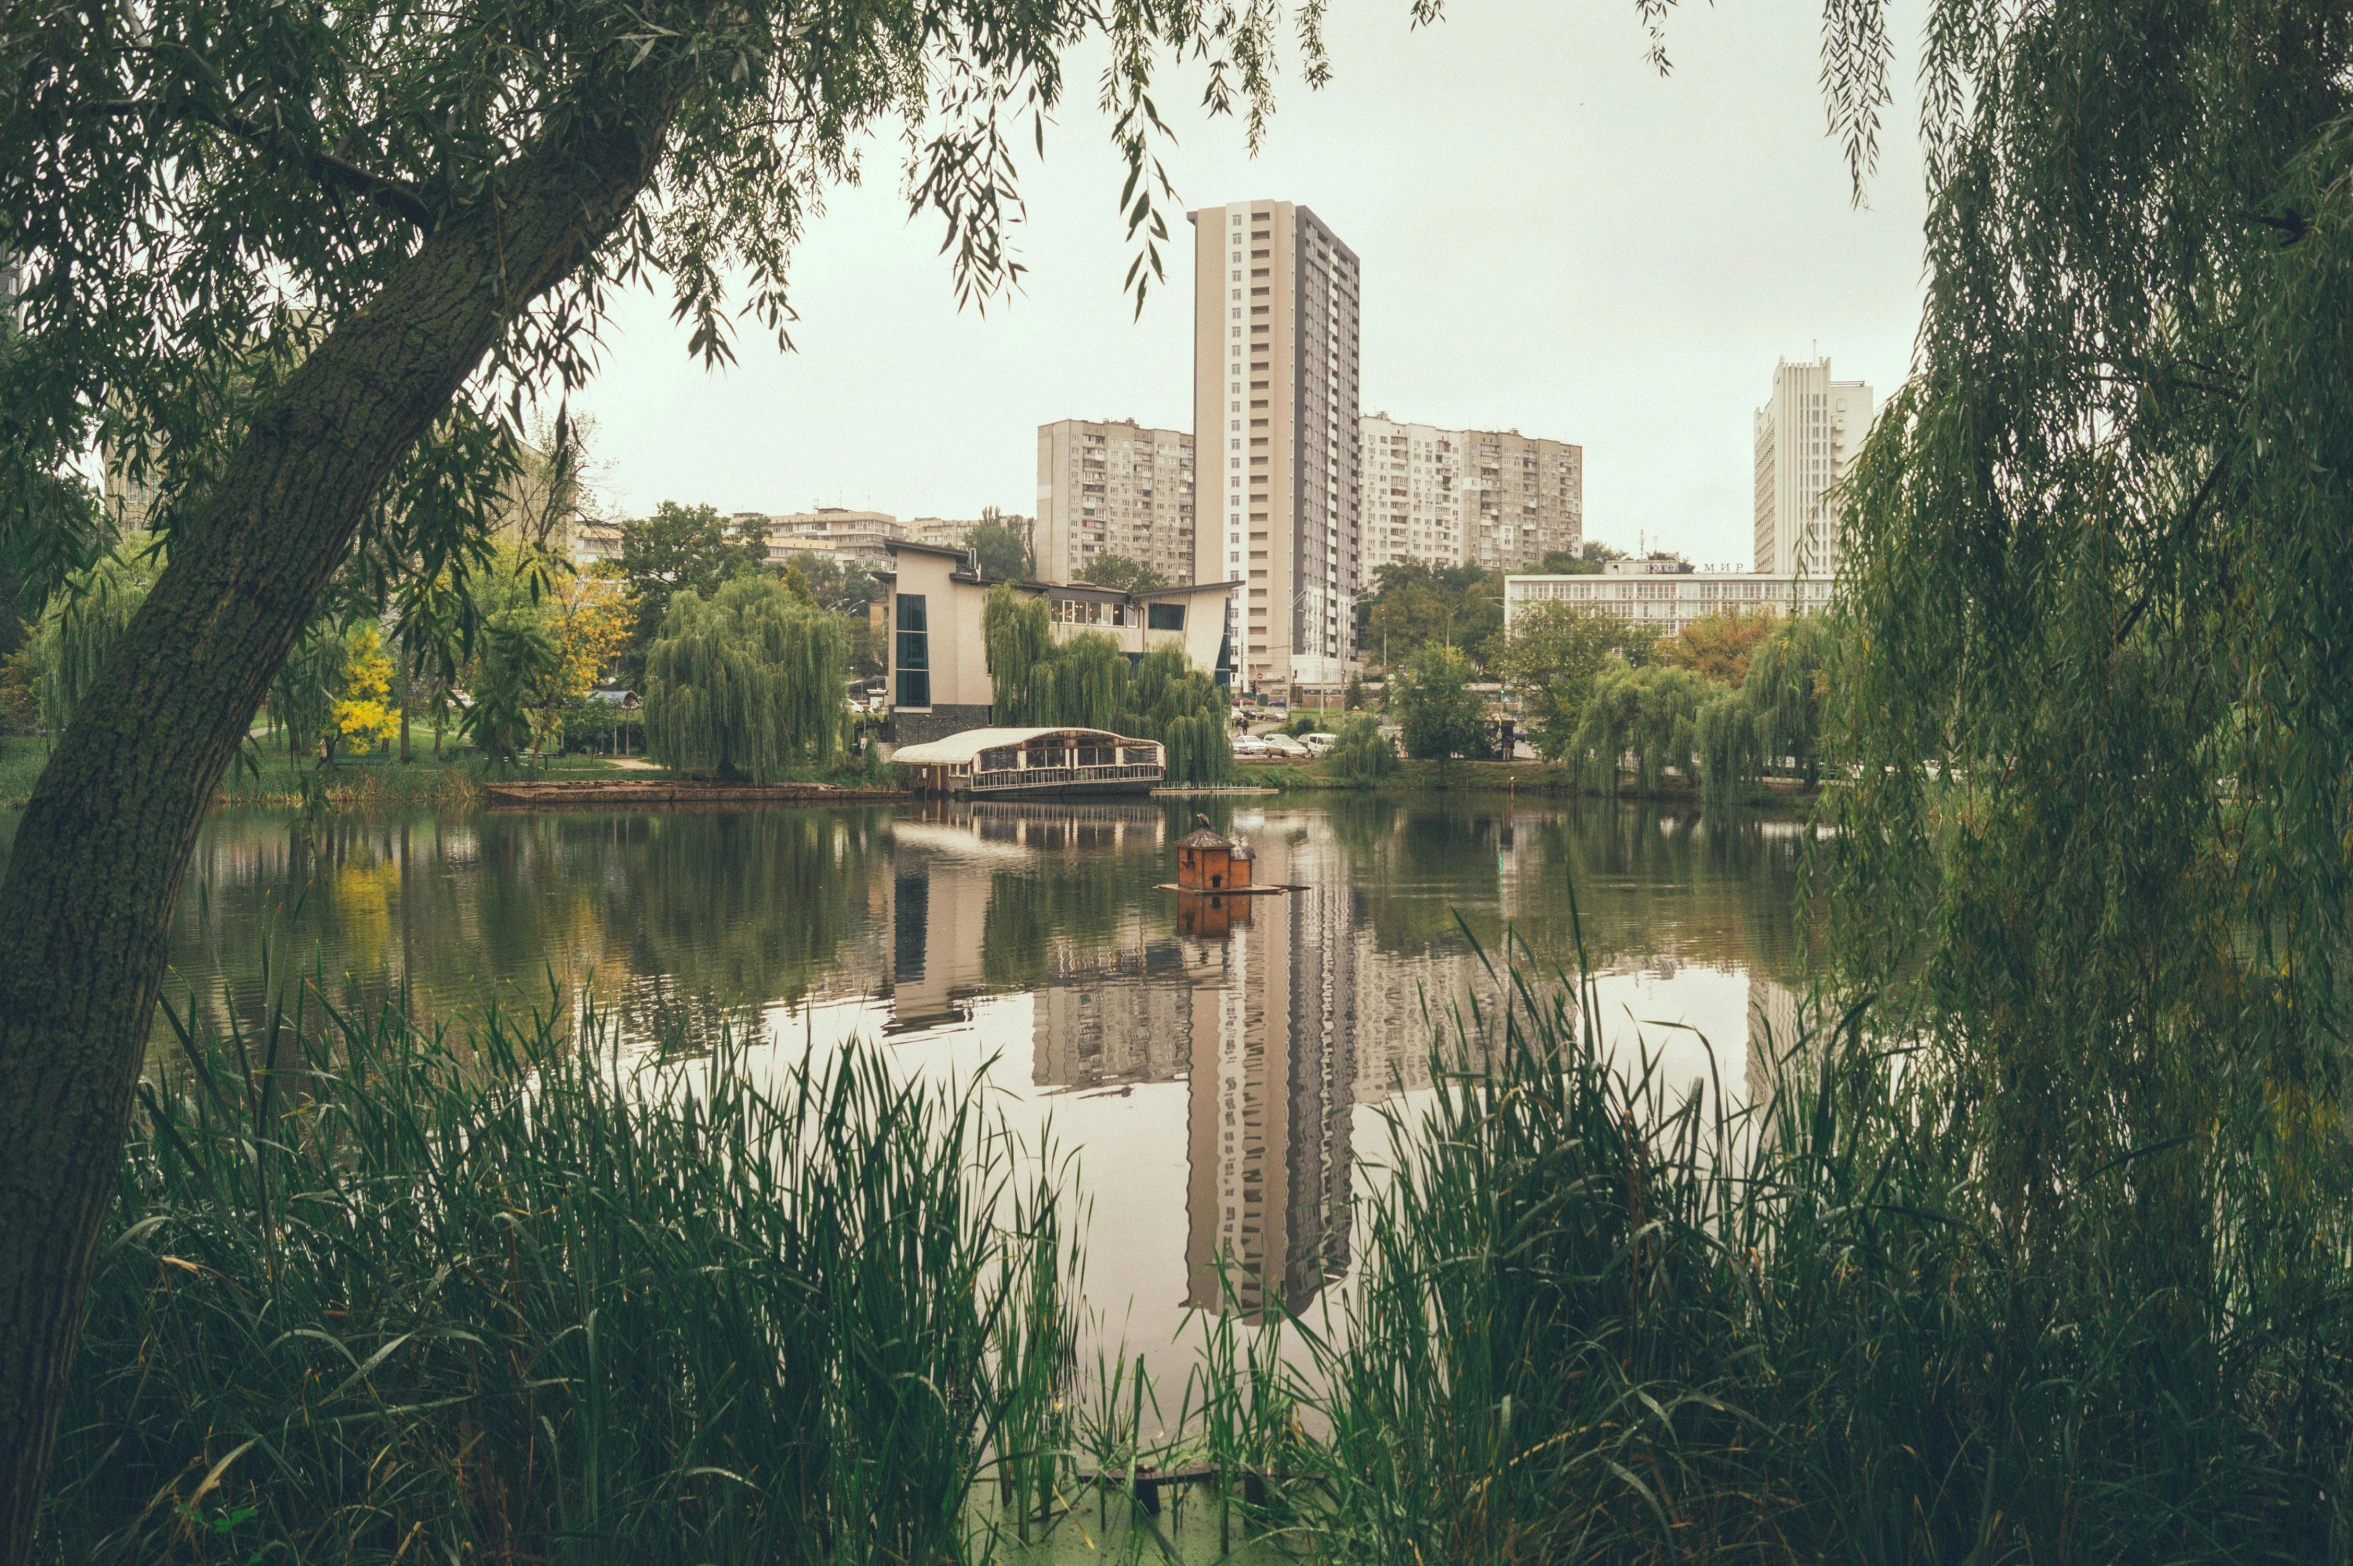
[1035,418,1195,585]
[1753,358,1874,577]
[1191,200,1362,698]
[1361,415,1583,575]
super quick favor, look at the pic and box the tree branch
[93,44,438,233]
[2114,452,2231,648]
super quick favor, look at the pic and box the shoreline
[1233,756,1822,808]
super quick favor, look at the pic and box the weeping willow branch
[980,585,1233,784]
[644,575,847,781]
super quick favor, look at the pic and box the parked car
[1301,732,1338,758]
[1261,733,1310,759]
[1232,734,1271,757]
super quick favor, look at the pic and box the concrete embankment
[483,780,914,809]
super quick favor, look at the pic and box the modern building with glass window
[875,539,1238,747]
[1501,556,1835,642]
[1190,199,1362,702]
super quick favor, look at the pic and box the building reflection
[144,794,1807,1329]
[1179,830,1356,1320]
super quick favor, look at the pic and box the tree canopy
[1497,598,1655,760]
[1076,553,1168,594]
[618,502,766,665]
[644,574,846,781]
[1658,606,1778,687]
[965,510,1035,583]
[1360,561,1503,672]
[1390,642,1487,761]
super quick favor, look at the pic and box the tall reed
[40,982,1072,1565]
[1242,928,2353,1563]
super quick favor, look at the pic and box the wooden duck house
[1175,818,1253,891]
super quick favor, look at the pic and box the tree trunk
[0,85,680,1560]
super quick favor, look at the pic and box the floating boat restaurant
[890,726,1166,798]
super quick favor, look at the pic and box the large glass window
[1147,602,1187,631]
[894,594,930,709]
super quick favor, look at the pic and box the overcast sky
[575,0,1929,570]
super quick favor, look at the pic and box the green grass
[1235,754,1815,804]
[0,732,49,807]
[43,982,1076,1564]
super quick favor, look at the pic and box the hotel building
[1753,358,1874,578]
[1191,200,1362,699]
[1035,419,1195,585]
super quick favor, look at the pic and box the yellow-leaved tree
[331,624,400,755]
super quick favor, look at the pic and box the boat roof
[890,727,1155,766]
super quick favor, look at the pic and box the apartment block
[1462,427,1583,571]
[1753,358,1874,577]
[1362,416,1582,574]
[900,516,979,550]
[1192,200,1362,699]
[752,507,902,572]
[1035,419,1195,584]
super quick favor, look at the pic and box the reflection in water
[10,795,1811,1337]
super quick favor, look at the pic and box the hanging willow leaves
[1565,661,1708,794]
[30,547,156,734]
[1816,1,2353,1299]
[645,575,846,782]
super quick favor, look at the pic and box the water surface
[6,795,1813,1380]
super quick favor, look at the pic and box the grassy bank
[1237,753,1816,806]
[1,737,894,812]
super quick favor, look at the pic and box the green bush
[1326,713,1398,788]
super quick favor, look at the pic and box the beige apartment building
[1192,200,1362,699]
[1035,419,1194,585]
[1361,416,1583,575]
[900,516,978,550]
[1753,357,1874,577]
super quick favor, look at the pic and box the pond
[4,794,1814,1388]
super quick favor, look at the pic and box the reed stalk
[40,984,1071,1565]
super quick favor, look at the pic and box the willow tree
[645,574,846,781]
[1821,0,2353,1215]
[982,585,1060,725]
[982,587,1233,782]
[0,0,1365,1536]
[28,548,155,734]
[1125,642,1233,785]
[1567,661,1709,795]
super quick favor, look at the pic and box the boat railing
[971,761,1163,792]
